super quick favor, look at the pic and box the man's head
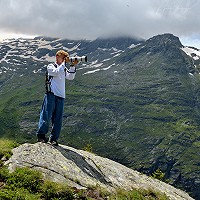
[56,50,69,64]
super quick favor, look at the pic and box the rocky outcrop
[5,143,193,200]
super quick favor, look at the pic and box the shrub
[152,168,165,181]
[109,188,143,200]
[6,167,43,193]
[109,188,169,200]
[0,166,9,182]
[83,143,93,153]
[41,180,74,200]
[0,139,18,159]
[0,188,40,200]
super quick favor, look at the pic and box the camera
[69,56,87,63]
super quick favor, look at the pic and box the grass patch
[41,180,74,199]
[109,188,169,200]
[0,188,41,200]
[6,167,43,193]
[0,139,19,160]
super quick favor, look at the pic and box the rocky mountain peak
[146,33,183,48]
[4,143,194,200]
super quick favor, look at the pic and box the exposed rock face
[5,143,193,200]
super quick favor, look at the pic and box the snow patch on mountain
[181,47,200,60]
[83,63,116,75]
[0,36,141,76]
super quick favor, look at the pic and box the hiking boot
[37,134,48,143]
[48,139,58,146]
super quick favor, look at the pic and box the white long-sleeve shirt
[47,62,76,98]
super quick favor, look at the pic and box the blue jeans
[37,93,64,141]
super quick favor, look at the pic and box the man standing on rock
[36,50,78,146]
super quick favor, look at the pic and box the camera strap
[45,63,57,93]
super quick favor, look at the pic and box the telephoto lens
[69,56,87,62]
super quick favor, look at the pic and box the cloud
[0,0,200,46]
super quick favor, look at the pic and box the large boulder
[5,143,193,200]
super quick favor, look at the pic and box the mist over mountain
[0,34,200,199]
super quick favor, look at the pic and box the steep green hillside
[0,34,200,199]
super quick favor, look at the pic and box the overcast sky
[0,0,200,48]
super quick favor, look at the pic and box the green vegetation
[151,169,169,183]
[0,139,19,161]
[0,166,74,199]
[152,169,165,181]
[6,167,43,193]
[109,188,168,200]
[83,143,93,153]
[0,139,169,200]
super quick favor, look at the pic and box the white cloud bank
[0,0,200,48]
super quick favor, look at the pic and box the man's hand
[71,60,79,66]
